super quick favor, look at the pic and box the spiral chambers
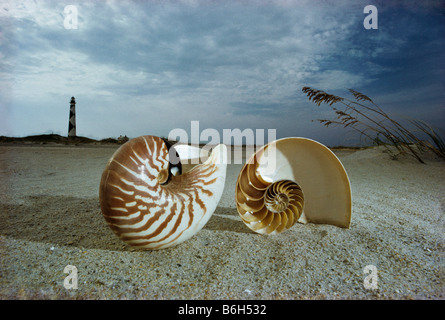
[235,153,304,235]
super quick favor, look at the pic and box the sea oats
[302,86,445,163]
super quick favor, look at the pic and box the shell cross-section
[99,135,227,249]
[235,137,352,235]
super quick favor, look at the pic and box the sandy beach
[0,142,443,299]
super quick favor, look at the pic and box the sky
[0,0,444,146]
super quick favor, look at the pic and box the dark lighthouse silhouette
[68,97,76,137]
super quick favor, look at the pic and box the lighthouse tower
[68,96,76,137]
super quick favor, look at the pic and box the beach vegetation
[302,86,445,164]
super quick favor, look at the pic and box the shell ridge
[142,136,154,159]
[110,183,134,196]
[106,196,170,226]
[119,202,178,240]
[129,202,189,247]
[153,138,168,173]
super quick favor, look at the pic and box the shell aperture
[99,135,227,249]
[236,137,351,234]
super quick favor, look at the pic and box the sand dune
[0,143,443,299]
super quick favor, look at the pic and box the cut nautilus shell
[236,137,351,235]
[99,135,227,249]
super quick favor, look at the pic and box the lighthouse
[68,96,76,137]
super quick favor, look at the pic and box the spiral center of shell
[157,169,169,184]
[265,191,289,213]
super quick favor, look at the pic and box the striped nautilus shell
[99,135,227,249]
[236,137,351,235]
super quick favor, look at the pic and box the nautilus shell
[236,137,351,235]
[99,135,227,249]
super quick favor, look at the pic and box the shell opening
[160,139,182,185]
